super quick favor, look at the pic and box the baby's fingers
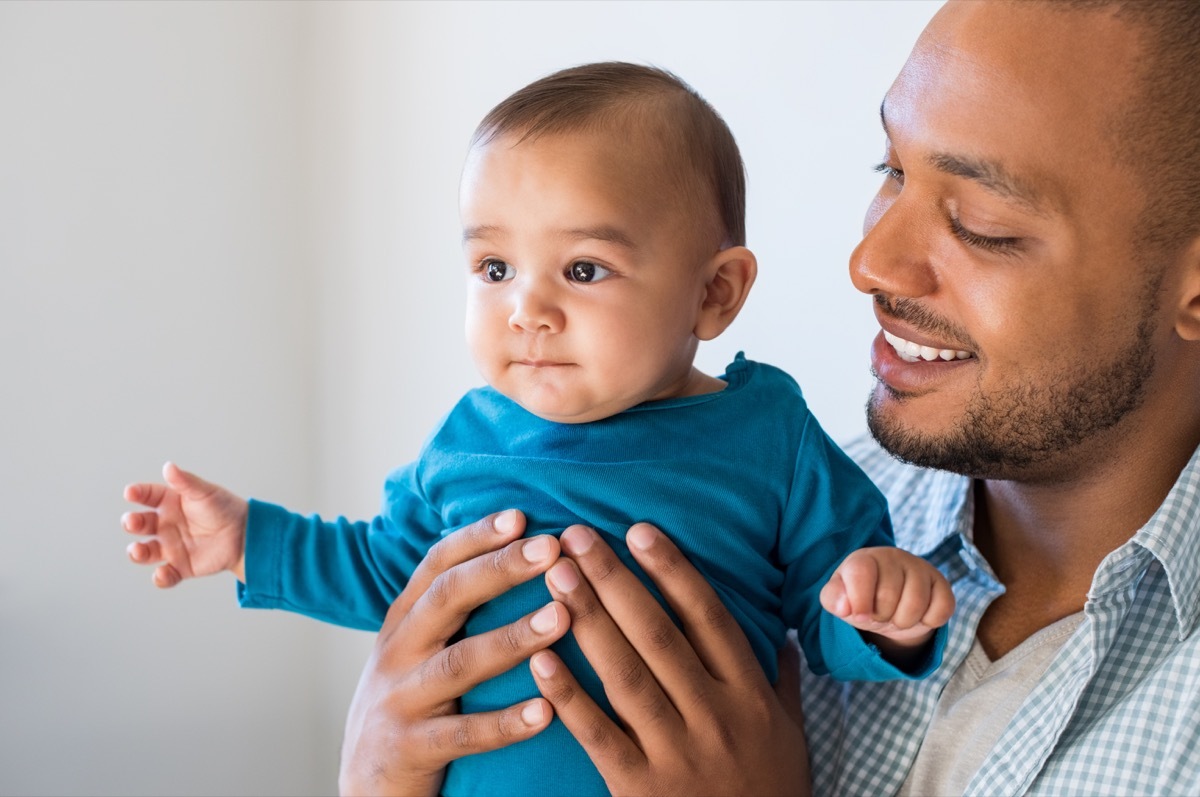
[889,571,933,629]
[124,482,170,509]
[830,553,896,619]
[923,575,956,628]
[127,538,164,564]
[153,563,183,589]
[122,511,158,536]
[819,573,851,618]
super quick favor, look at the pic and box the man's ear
[1174,237,1200,340]
[694,246,757,341]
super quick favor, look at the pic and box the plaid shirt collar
[857,436,1200,642]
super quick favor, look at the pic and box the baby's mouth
[883,329,973,363]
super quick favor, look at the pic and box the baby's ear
[694,246,757,341]
[1173,236,1200,341]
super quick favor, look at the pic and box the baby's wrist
[864,629,935,673]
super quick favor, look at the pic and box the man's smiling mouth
[883,329,973,363]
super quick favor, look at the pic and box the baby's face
[460,130,716,423]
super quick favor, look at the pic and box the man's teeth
[883,330,972,363]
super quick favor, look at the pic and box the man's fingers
[421,698,553,760]
[544,556,682,734]
[622,523,762,688]
[773,632,806,732]
[561,526,708,684]
[389,510,528,622]
[401,533,561,647]
[412,602,570,705]
[530,650,645,777]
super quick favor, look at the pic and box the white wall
[0,1,940,794]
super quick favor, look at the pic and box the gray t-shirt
[899,612,1086,797]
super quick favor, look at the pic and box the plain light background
[0,1,941,794]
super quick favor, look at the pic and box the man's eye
[568,261,612,283]
[948,216,1022,254]
[483,260,514,282]
[873,162,905,185]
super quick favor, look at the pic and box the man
[339,1,1200,794]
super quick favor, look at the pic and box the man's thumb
[774,630,806,731]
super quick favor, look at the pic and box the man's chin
[866,396,1008,478]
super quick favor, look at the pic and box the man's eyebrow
[927,152,1051,216]
[879,100,1052,217]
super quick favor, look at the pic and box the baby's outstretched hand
[122,462,248,588]
[820,547,955,658]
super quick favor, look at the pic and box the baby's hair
[472,62,746,248]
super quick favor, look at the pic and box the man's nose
[849,191,939,300]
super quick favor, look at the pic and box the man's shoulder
[842,433,923,494]
[841,432,968,553]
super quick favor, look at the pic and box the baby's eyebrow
[462,224,502,244]
[557,225,637,249]
[461,224,637,249]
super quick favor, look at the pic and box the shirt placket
[966,547,1150,795]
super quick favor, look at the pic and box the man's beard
[867,309,1158,482]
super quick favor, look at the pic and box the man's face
[853,0,1175,481]
[459,130,714,424]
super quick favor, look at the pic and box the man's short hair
[472,61,746,248]
[1057,0,1200,258]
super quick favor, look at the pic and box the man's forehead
[879,0,1144,215]
[879,99,1056,218]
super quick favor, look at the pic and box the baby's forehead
[484,117,717,210]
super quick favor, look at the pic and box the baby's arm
[123,462,248,587]
[819,547,955,671]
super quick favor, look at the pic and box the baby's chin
[507,390,639,425]
[516,400,628,425]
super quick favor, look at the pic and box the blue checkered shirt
[800,435,1200,796]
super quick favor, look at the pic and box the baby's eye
[482,259,514,282]
[567,261,612,283]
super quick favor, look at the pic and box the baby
[123,62,954,796]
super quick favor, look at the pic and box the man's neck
[970,415,1200,660]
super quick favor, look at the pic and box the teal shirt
[239,355,945,796]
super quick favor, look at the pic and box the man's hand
[530,523,811,797]
[122,462,249,585]
[339,510,568,797]
[819,546,954,665]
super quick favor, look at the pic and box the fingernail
[530,604,558,634]
[547,561,579,593]
[561,526,593,555]
[521,700,546,725]
[531,651,557,679]
[523,536,552,563]
[628,523,657,551]
[495,509,518,535]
